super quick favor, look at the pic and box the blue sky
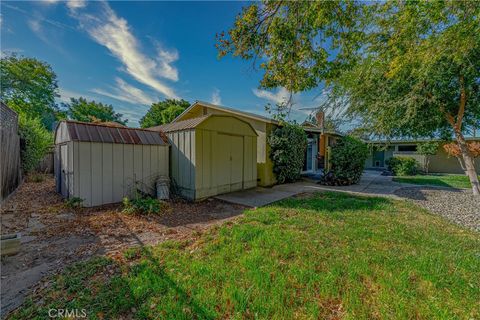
[1,1,323,126]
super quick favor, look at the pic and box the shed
[149,115,258,200]
[54,120,169,207]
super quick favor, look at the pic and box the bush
[18,115,52,173]
[320,136,368,186]
[386,156,418,176]
[268,123,308,184]
[122,196,166,215]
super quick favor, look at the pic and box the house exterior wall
[178,106,276,186]
[365,141,480,174]
[66,141,169,207]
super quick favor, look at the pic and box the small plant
[386,157,418,176]
[122,196,166,215]
[416,141,439,174]
[65,197,83,209]
[28,173,45,183]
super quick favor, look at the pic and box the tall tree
[218,1,480,195]
[0,54,60,129]
[65,97,127,125]
[140,99,190,128]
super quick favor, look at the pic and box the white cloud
[66,0,86,10]
[211,88,222,105]
[27,19,41,33]
[91,78,156,105]
[252,87,290,105]
[71,3,179,99]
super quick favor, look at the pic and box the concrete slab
[215,170,422,207]
[215,182,311,207]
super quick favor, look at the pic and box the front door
[303,139,315,173]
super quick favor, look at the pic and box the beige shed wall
[167,130,196,199]
[72,142,169,207]
[178,106,276,186]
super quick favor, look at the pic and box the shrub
[320,136,368,186]
[386,156,418,176]
[65,197,84,209]
[268,123,307,184]
[122,196,166,215]
[18,115,52,173]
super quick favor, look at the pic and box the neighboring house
[365,138,480,174]
[172,101,341,186]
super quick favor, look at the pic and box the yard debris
[0,175,246,317]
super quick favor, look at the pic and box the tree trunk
[454,130,480,195]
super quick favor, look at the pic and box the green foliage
[336,2,480,138]
[417,141,439,156]
[0,54,60,129]
[65,97,126,125]
[140,99,190,128]
[217,2,363,93]
[65,197,84,209]
[321,136,368,185]
[417,141,440,173]
[122,196,166,215]
[18,115,52,173]
[268,123,307,183]
[386,157,418,176]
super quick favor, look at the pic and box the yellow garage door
[215,133,244,193]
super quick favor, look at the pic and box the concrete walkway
[216,170,410,207]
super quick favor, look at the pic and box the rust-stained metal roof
[61,120,169,145]
[148,115,210,133]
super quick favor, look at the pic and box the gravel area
[394,187,480,232]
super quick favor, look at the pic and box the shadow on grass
[104,219,215,319]
[274,191,393,212]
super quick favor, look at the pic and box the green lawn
[393,173,477,189]
[12,192,480,320]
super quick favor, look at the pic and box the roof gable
[174,101,278,125]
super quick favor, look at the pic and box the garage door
[215,133,244,194]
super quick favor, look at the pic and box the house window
[398,145,417,152]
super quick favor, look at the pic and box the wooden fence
[0,102,22,204]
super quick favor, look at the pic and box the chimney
[315,111,324,130]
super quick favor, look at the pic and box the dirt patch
[1,175,246,317]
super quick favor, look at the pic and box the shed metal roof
[60,120,169,145]
[148,115,210,133]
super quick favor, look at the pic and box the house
[172,101,341,186]
[148,115,258,200]
[365,138,480,174]
[54,120,170,207]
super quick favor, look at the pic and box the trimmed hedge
[268,123,307,183]
[320,136,368,186]
[386,156,418,176]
